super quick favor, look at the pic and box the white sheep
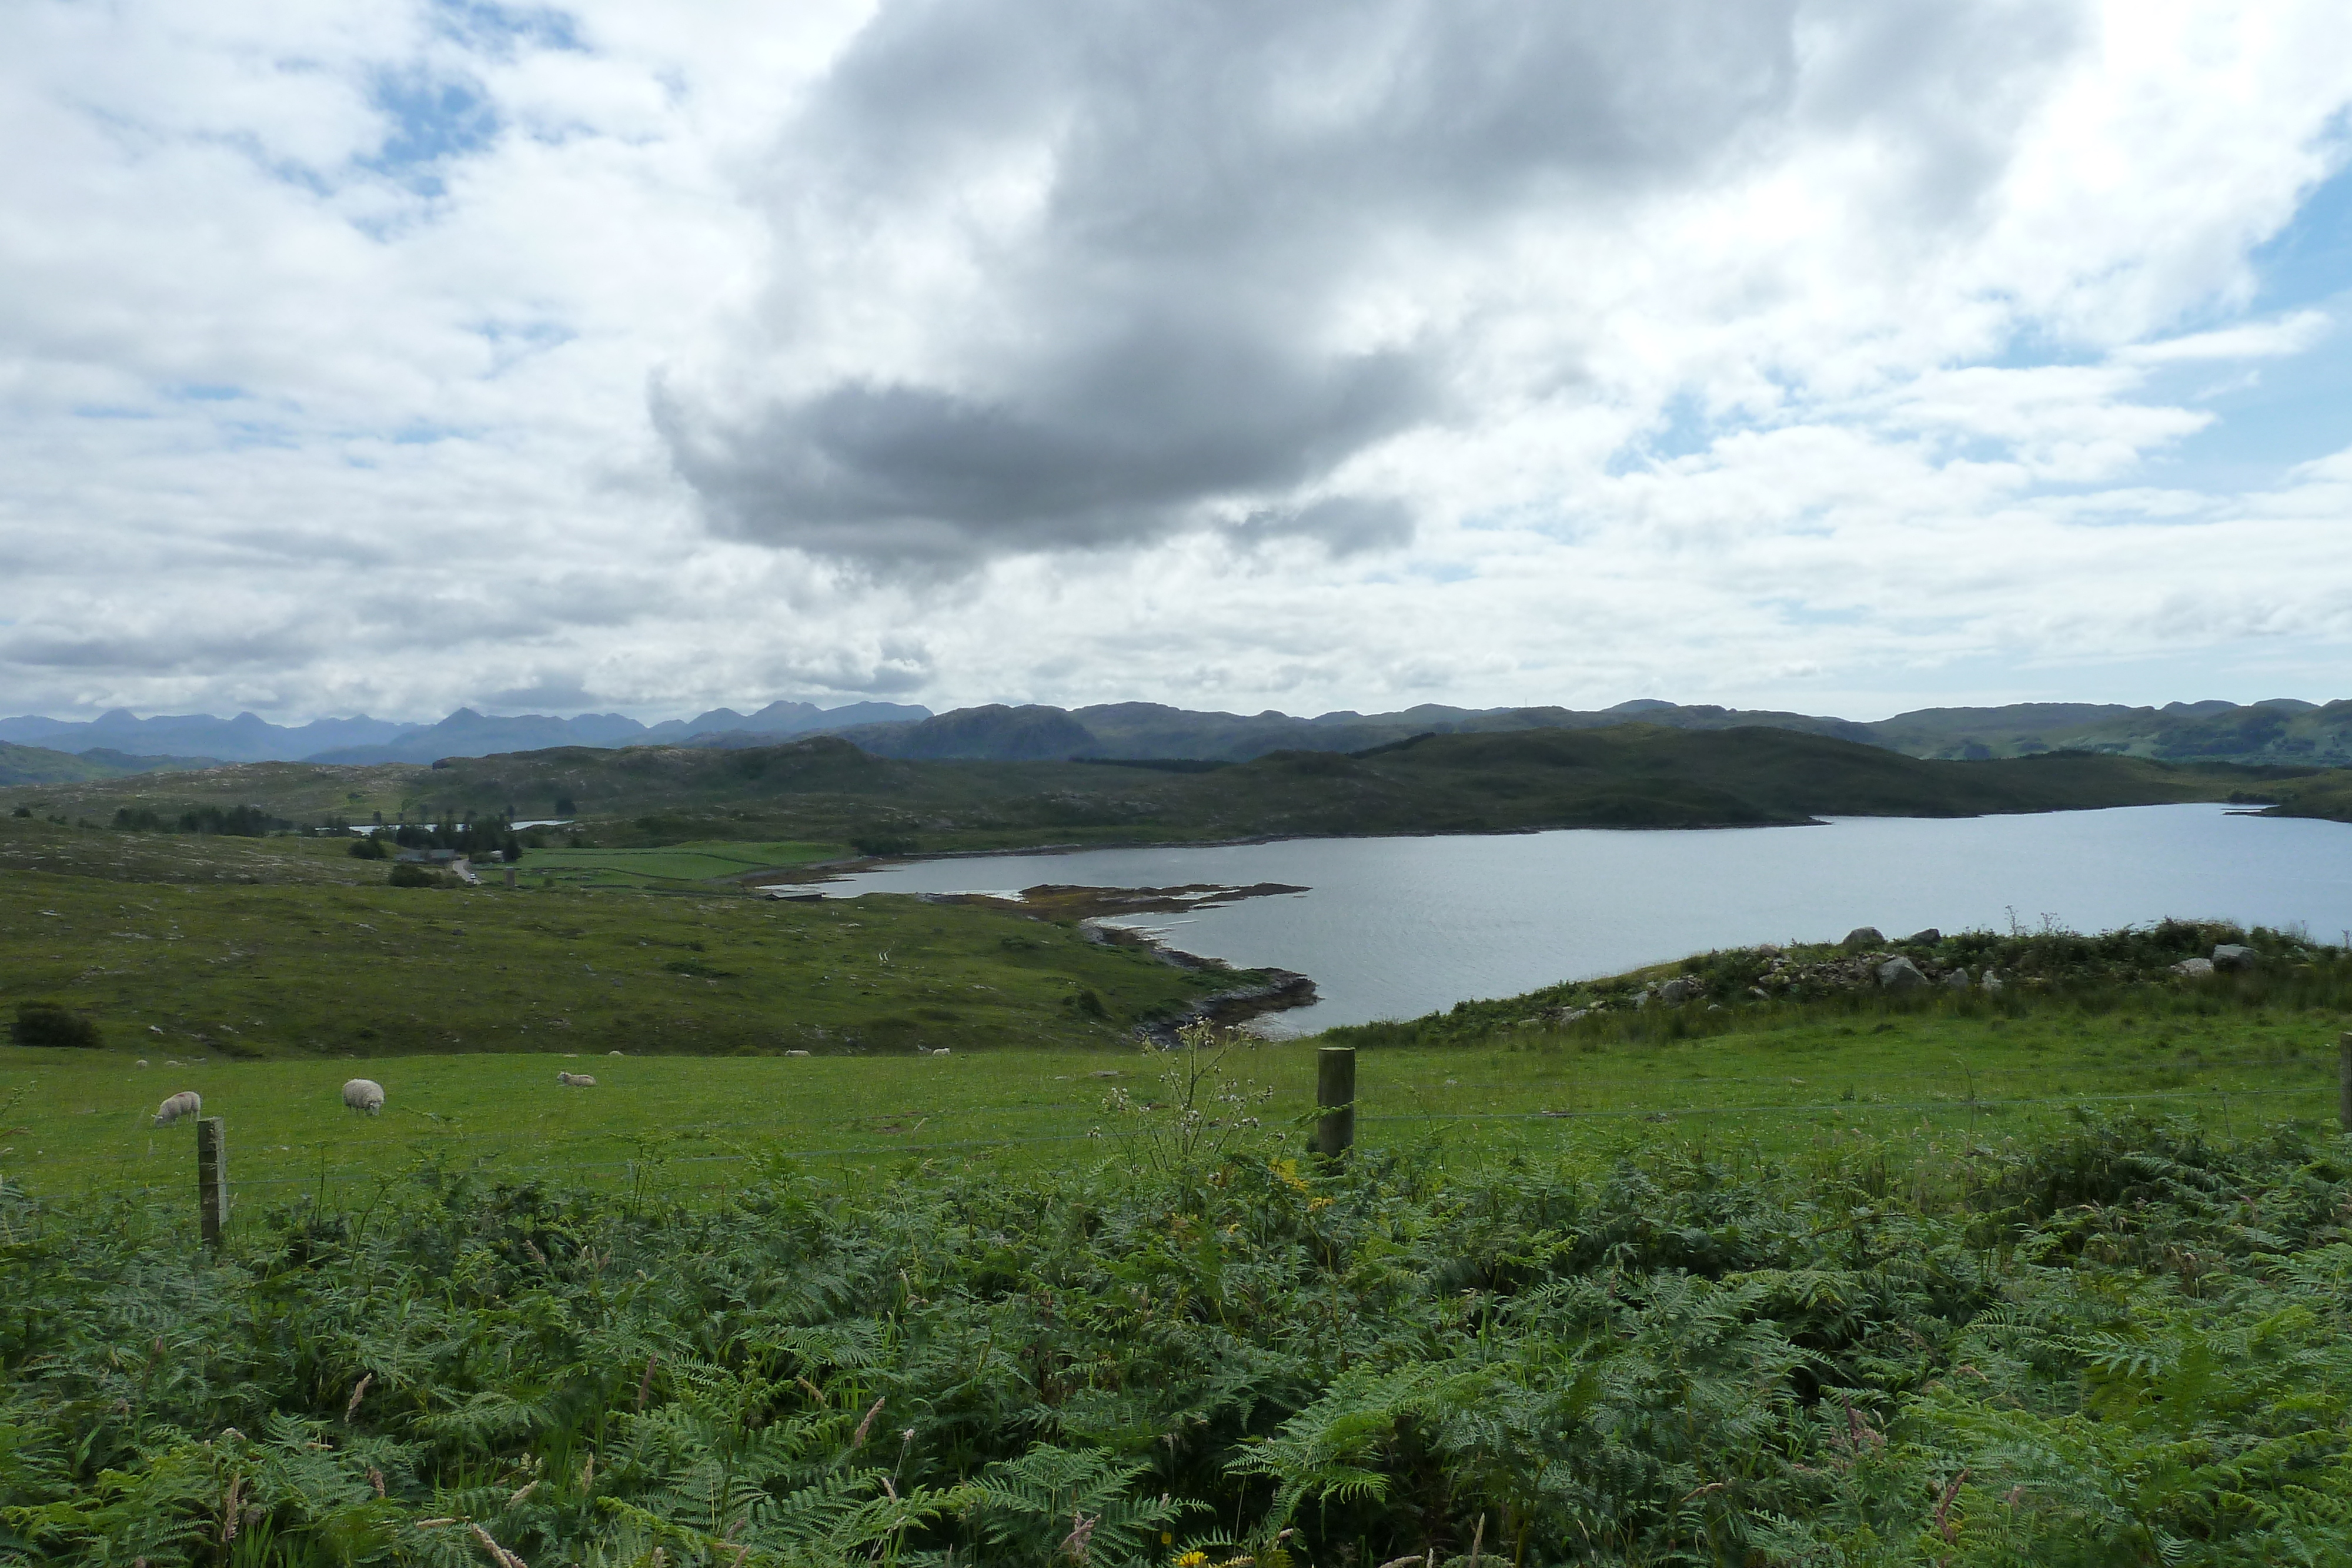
[342,1078,385,1115]
[556,1071,596,1086]
[152,1090,202,1127]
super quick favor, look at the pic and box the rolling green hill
[2,722,2322,854]
[0,741,218,787]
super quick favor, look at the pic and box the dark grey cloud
[658,0,1805,569]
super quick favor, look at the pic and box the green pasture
[6,996,2340,1205]
[0,812,1254,1061]
[512,838,842,888]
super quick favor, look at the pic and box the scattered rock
[1656,977,1700,1005]
[2171,957,2215,978]
[1876,956,1927,991]
[2211,944,2260,972]
[1549,1007,1591,1025]
[1902,928,1941,945]
[1843,927,1885,949]
[1981,971,2004,994]
[1943,968,1970,991]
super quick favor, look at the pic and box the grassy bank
[6,962,2344,1200]
[3,1112,2350,1564]
[0,814,1273,1065]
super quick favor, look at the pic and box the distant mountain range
[1,694,2346,782]
[0,700,933,766]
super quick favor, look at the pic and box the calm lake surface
[818,805,2352,1035]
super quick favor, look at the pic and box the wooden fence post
[1312,1046,1356,1161]
[2339,1032,2351,1136]
[196,1116,226,1248]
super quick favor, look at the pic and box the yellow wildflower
[1268,1158,1310,1195]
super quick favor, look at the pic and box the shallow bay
[821,803,2352,1032]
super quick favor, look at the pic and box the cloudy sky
[4,0,2350,726]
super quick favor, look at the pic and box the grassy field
[0,815,1277,1081]
[512,838,841,888]
[7,985,2342,1204]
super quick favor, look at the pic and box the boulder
[2211,944,2260,972]
[1943,967,1970,991]
[1876,956,1927,991]
[1902,928,1942,945]
[1656,977,1700,1005]
[1842,927,1885,949]
[1980,970,2004,994]
[2171,957,2214,978]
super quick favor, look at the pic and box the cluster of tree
[111,803,276,836]
[343,812,523,862]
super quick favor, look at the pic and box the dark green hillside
[2,724,2321,854]
[0,741,216,786]
[1872,696,2352,765]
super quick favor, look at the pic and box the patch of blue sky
[168,383,248,403]
[430,0,586,59]
[1409,561,1476,584]
[1603,390,1729,477]
[362,66,499,197]
[2249,143,2352,314]
[1766,601,1867,628]
[473,319,577,375]
[219,420,300,450]
[389,423,474,445]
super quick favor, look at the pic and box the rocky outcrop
[1843,927,1884,949]
[1877,957,1927,991]
[2211,944,2260,972]
[2171,956,2216,978]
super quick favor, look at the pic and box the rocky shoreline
[1135,967,1319,1046]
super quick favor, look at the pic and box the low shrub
[1,1116,2347,1564]
[385,861,446,888]
[9,999,101,1048]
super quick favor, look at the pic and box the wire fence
[54,1076,2343,1211]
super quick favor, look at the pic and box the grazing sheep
[784,1049,810,1058]
[152,1090,202,1127]
[342,1078,385,1115]
[556,1071,596,1086]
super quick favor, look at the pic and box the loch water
[816,804,2352,1035]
